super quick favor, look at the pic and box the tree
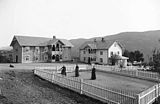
[134,50,144,62]
[150,48,160,104]
[123,50,130,57]
[123,50,144,63]
[149,48,160,73]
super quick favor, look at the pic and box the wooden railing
[34,65,160,104]
[137,83,160,104]
[90,65,159,82]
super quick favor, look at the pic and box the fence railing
[90,65,159,82]
[35,64,160,82]
[34,69,137,104]
[137,83,160,104]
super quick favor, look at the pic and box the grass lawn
[0,63,158,104]
[0,66,104,104]
[67,71,157,94]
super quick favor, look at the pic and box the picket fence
[138,83,160,104]
[91,65,160,82]
[34,69,138,104]
[34,65,160,104]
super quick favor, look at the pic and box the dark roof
[79,40,123,50]
[10,35,73,47]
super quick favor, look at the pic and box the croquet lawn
[67,71,157,94]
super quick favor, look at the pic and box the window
[25,56,30,61]
[25,47,30,52]
[83,51,86,54]
[93,49,96,54]
[100,51,103,55]
[56,44,59,51]
[88,49,91,53]
[52,45,55,51]
[44,47,48,52]
[35,47,39,53]
[60,55,62,59]
[117,51,120,55]
[36,57,38,61]
[92,57,96,61]
[52,55,55,60]
[111,52,113,56]
[100,58,103,63]
[36,49,39,52]
[45,56,48,60]
[84,57,86,61]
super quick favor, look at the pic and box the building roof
[10,35,74,47]
[80,40,124,50]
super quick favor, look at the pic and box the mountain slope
[70,30,160,62]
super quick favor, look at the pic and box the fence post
[155,84,159,98]
[56,66,58,73]
[52,71,55,82]
[80,79,83,94]
[136,94,140,104]
[34,69,36,75]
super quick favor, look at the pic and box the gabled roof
[10,35,74,47]
[80,40,124,50]
[60,39,74,47]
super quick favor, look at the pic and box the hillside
[70,30,160,62]
[0,46,12,51]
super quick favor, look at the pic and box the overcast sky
[0,0,160,47]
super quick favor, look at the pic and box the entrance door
[88,57,91,64]
[16,55,18,63]
[55,55,59,61]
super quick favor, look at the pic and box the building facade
[79,38,128,66]
[10,35,73,63]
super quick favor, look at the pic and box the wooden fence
[91,65,160,82]
[34,69,138,104]
[137,83,160,104]
[34,65,160,104]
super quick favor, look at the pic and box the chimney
[101,37,105,42]
[53,36,56,39]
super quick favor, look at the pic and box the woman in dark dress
[75,64,79,77]
[91,66,96,80]
[61,65,66,76]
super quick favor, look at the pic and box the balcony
[52,51,62,55]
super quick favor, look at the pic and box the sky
[0,0,160,48]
